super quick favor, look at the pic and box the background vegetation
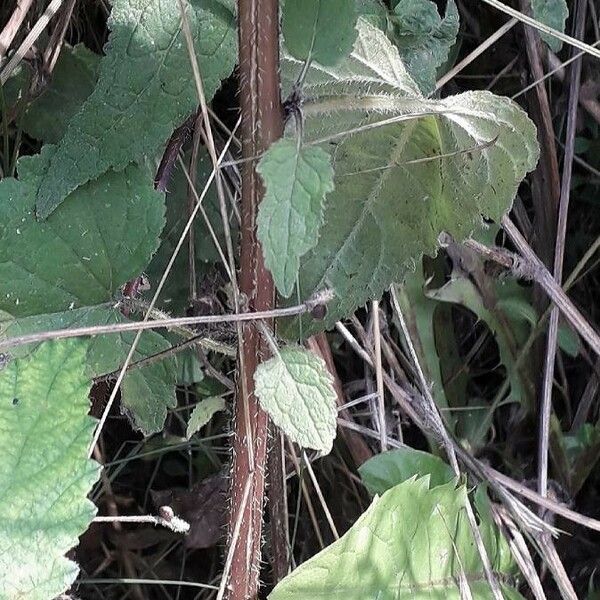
[1,0,599,598]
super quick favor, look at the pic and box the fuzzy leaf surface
[390,0,459,93]
[186,396,226,438]
[269,477,522,600]
[35,0,237,218]
[282,0,358,66]
[0,157,164,318]
[280,19,539,337]
[355,0,459,93]
[1,306,177,435]
[257,139,334,297]
[0,340,100,599]
[254,346,337,454]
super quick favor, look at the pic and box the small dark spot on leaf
[12,398,19,406]
[311,304,327,320]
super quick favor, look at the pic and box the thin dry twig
[389,288,504,600]
[500,216,600,357]
[301,450,340,540]
[93,508,190,534]
[0,0,64,85]
[480,0,600,59]
[178,155,234,282]
[491,507,546,600]
[538,0,587,503]
[0,298,326,352]
[435,18,518,91]
[371,300,387,451]
[536,536,578,600]
[511,40,600,100]
[336,316,590,597]
[0,0,35,60]
[486,465,600,534]
[286,441,326,550]
[42,0,76,75]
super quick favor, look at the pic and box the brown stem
[226,1,283,599]
[267,428,290,583]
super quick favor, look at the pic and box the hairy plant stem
[226,1,283,598]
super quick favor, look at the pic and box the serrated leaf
[257,139,334,297]
[282,0,358,67]
[531,0,568,52]
[1,306,177,435]
[0,340,100,599]
[279,19,539,338]
[269,477,523,599]
[358,447,455,495]
[4,44,101,144]
[254,346,337,454]
[186,396,226,438]
[0,156,164,318]
[35,0,237,218]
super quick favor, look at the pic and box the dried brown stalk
[226,0,283,598]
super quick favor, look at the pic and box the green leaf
[390,0,459,94]
[0,156,164,318]
[1,305,178,435]
[177,348,205,385]
[269,477,523,599]
[551,419,600,495]
[0,340,100,599]
[122,360,177,434]
[282,0,358,67]
[254,346,337,454]
[186,396,226,438]
[35,0,237,218]
[257,139,334,297]
[91,311,177,435]
[356,0,459,94]
[354,0,388,29]
[558,322,580,358]
[280,19,539,338]
[531,0,568,52]
[358,447,455,495]
[426,276,529,408]
[16,44,100,144]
